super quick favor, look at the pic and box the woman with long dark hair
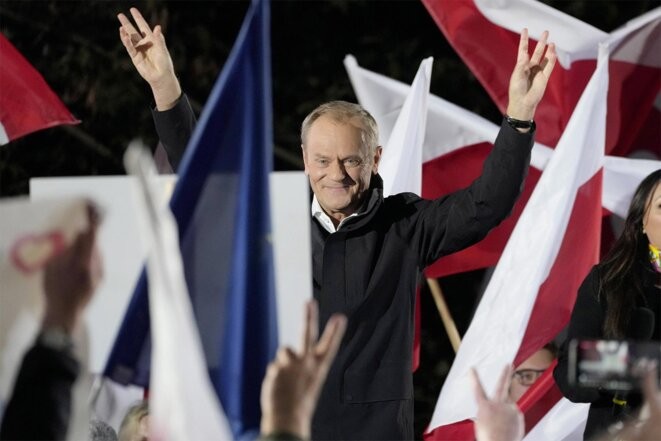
[554,169,660,439]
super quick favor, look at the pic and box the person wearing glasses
[508,343,557,403]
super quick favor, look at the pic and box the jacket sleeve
[0,343,80,440]
[410,118,533,266]
[151,93,197,171]
[553,266,608,403]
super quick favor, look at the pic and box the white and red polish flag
[345,42,660,441]
[344,56,660,277]
[519,14,661,440]
[0,33,78,145]
[345,8,660,438]
[425,40,608,439]
[421,0,660,159]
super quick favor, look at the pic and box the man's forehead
[306,116,365,151]
[310,114,364,131]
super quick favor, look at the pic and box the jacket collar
[338,173,384,231]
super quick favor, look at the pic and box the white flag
[123,146,232,441]
[345,55,432,196]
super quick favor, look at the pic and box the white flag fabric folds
[523,398,589,441]
[346,55,433,197]
[124,146,232,441]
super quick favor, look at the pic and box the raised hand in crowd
[471,366,524,441]
[42,202,103,334]
[0,202,103,441]
[117,7,181,111]
[506,29,557,125]
[259,301,347,440]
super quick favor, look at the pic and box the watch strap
[505,115,535,131]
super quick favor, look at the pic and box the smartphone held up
[569,339,661,391]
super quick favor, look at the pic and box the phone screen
[568,339,661,391]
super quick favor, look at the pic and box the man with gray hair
[300,100,381,233]
[118,7,557,439]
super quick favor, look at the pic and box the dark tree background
[1,0,656,437]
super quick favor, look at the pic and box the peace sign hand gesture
[260,301,347,439]
[117,7,181,110]
[471,366,525,441]
[507,29,557,123]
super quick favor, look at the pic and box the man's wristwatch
[36,327,74,352]
[505,115,535,131]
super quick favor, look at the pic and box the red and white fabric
[346,2,659,438]
[344,58,660,277]
[421,0,660,158]
[0,33,78,144]
[426,41,609,439]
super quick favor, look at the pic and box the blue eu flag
[105,0,277,438]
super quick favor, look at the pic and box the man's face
[508,348,555,403]
[302,115,381,222]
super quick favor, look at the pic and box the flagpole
[426,278,461,353]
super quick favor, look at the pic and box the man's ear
[372,146,383,174]
[301,144,309,175]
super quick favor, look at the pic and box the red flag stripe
[0,33,78,143]
[424,419,474,441]
[420,0,660,158]
[515,171,602,367]
[421,0,591,147]
[517,360,564,434]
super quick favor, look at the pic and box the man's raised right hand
[118,7,182,111]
